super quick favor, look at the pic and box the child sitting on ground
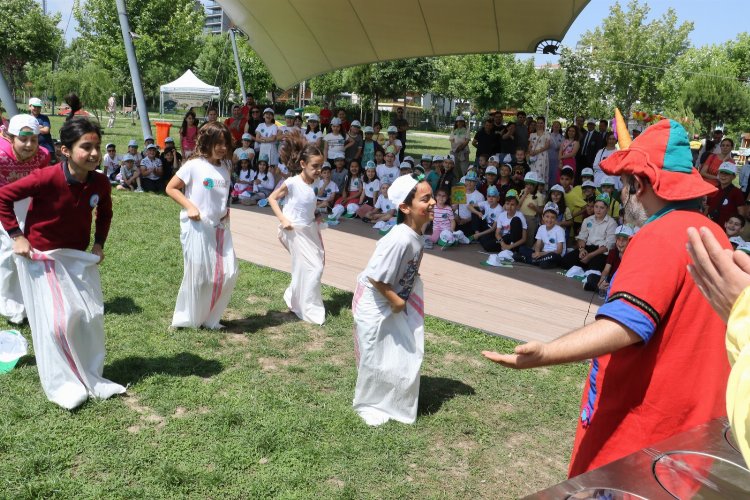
[315,162,338,214]
[455,171,485,234]
[599,176,621,221]
[594,224,634,294]
[102,143,121,183]
[425,188,455,249]
[241,155,275,206]
[518,172,543,247]
[366,182,395,225]
[356,162,380,219]
[471,186,505,251]
[495,189,527,257]
[725,213,746,249]
[547,184,573,232]
[330,153,348,194]
[377,151,399,185]
[231,152,255,203]
[518,202,566,268]
[116,154,143,191]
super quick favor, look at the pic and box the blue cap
[487,186,499,197]
[238,152,249,161]
[465,171,479,182]
[258,154,269,163]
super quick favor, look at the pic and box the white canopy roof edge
[160,69,221,95]
[217,0,590,89]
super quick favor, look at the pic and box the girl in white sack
[166,121,238,329]
[267,131,326,325]
[352,172,435,426]
[0,117,125,409]
[0,114,50,324]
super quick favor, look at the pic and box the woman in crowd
[559,125,580,175]
[449,116,470,175]
[700,137,735,187]
[592,132,618,187]
[547,120,563,186]
[528,116,551,187]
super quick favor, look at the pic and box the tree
[75,0,204,102]
[683,74,750,135]
[309,69,349,103]
[577,0,693,116]
[0,0,63,93]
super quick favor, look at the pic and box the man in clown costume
[482,115,732,477]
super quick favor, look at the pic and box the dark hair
[397,175,428,223]
[59,116,101,149]
[516,111,526,117]
[565,125,579,140]
[536,115,546,123]
[207,106,219,115]
[341,160,363,197]
[193,121,232,163]
[546,189,567,216]
[279,130,323,173]
[64,93,82,122]
[729,213,746,227]
[180,110,197,137]
[373,121,382,128]
[721,138,734,148]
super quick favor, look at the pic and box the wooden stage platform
[230,206,601,344]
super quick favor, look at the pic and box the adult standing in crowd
[391,107,409,161]
[28,98,53,157]
[528,116,551,186]
[225,105,247,147]
[449,116,470,174]
[694,129,724,168]
[514,110,529,152]
[577,121,601,173]
[483,118,731,478]
[106,93,117,129]
[472,118,497,164]
[548,120,564,184]
[491,111,505,156]
[243,105,263,155]
[239,95,255,120]
[337,109,351,134]
[699,137,734,187]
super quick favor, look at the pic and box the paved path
[230,207,601,344]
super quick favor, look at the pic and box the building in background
[203,0,231,35]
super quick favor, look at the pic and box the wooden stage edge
[230,207,599,345]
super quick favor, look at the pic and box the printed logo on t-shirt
[587,222,592,228]
[398,255,422,300]
[549,238,556,243]
[203,178,215,189]
[89,194,100,208]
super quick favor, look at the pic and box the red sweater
[0,163,112,251]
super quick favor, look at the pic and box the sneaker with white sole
[134,188,144,192]
[423,237,434,249]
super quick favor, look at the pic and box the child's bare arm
[368,278,406,313]
[268,184,292,229]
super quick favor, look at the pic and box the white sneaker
[423,237,433,249]
[134,188,144,193]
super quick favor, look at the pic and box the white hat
[263,107,274,114]
[489,155,500,163]
[444,154,455,162]
[284,109,296,117]
[350,120,361,128]
[122,154,135,162]
[543,202,559,215]
[582,180,597,188]
[485,166,498,175]
[600,175,616,186]
[455,115,466,122]
[165,137,175,143]
[331,117,342,126]
[387,125,398,133]
[128,139,138,147]
[615,225,635,238]
[307,114,319,121]
[432,155,444,162]
[581,167,595,178]
[329,151,345,160]
[241,133,252,140]
[549,184,565,193]
[503,154,513,164]
[388,173,420,209]
[403,155,414,164]
[719,162,737,175]
[437,229,456,247]
[28,97,43,107]
[523,171,540,184]
[7,114,40,136]
[363,126,374,133]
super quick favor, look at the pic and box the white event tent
[159,70,221,115]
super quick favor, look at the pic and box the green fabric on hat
[662,120,694,174]
[596,193,611,205]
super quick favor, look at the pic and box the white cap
[615,225,635,238]
[329,151,345,160]
[363,126,374,133]
[524,171,540,184]
[485,166,498,175]
[582,180,596,188]
[263,107,274,114]
[387,125,398,133]
[307,114,319,121]
[388,173,420,209]
[581,167,595,177]
[432,155,443,162]
[600,175,616,186]
[489,155,499,163]
[455,115,466,122]
[549,184,565,193]
[445,154,455,162]
[543,202,559,215]
[7,114,40,135]
[350,120,361,128]
[284,109,296,117]
[719,162,737,175]
[331,117,342,126]
[28,97,43,107]
[242,133,252,140]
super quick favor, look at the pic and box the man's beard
[622,192,647,226]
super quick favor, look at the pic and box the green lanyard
[644,199,701,225]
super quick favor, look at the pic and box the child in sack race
[0,117,125,409]
[166,122,239,330]
[352,173,435,426]
[267,131,327,325]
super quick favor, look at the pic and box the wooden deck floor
[230,206,601,344]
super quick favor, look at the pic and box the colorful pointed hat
[600,111,717,201]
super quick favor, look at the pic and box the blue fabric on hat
[663,120,694,174]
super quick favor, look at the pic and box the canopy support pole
[116,0,152,140]
[229,29,246,103]
[0,69,19,117]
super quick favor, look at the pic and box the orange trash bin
[154,121,172,149]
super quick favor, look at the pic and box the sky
[48,0,747,54]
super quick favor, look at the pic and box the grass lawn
[0,190,587,499]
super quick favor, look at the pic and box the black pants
[141,177,162,192]
[561,244,607,271]
[517,247,562,269]
[479,216,523,253]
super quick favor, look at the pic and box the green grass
[0,191,586,498]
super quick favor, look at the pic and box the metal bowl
[652,450,750,499]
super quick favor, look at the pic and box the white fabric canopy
[217,0,590,89]
[160,70,221,115]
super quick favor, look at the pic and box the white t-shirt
[496,211,527,236]
[305,130,323,144]
[175,158,231,225]
[348,176,362,193]
[237,168,256,184]
[282,175,317,225]
[374,195,394,213]
[479,201,505,226]
[359,223,423,300]
[254,170,275,192]
[233,146,255,160]
[102,154,121,177]
[363,179,381,199]
[376,164,399,185]
[535,224,567,253]
[140,156,162,180]
[324,133,346,157]
[314,178,339,201]
[458,189,485,219]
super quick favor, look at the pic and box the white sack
[172,216,238,329]
[278,222,325,325]
[15,249,126,409]
[352,278,425,426]
[0,199,31,324]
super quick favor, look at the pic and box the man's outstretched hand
[482,341,546,369]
